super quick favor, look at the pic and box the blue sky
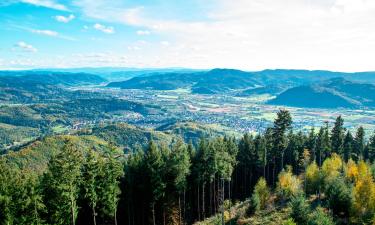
[1,0,375,71]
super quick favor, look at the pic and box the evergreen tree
[169,139,191,225]
[82,149,100,225]
[331,116,345,155]
[367,131,375,162]
[98,147,124,225]
[272,109,292,184]
[42,141,83,225]
[343,131,354,162]
[354,126,365,160]
[145,141,166,225]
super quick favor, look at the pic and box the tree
[343,131,354,162]
[276,166,302,201]
[325,176,351,218]
[354,126,365,161]
[315,124,331,167]
[82,149,100,225]
[307,207,335,225]
[169,139,191,225]
[331,116,345,155]
[252,177,270,210]
[42,141,83,225]
[366,131,375,162]
[306,127,317,162]
[351,161,375,224]
[145,141,166,225]
[98,147,124,225]
[305,161,320,195]
[289,195,310,225]
[321,153,342,182]
[272,109,292,183]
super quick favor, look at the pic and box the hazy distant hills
[107,68,375,94]
[0,71,106,103]
[269,78,375,108]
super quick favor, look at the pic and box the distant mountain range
[0,71,105,103]
[2,68,375,109]
[106,68,375,94]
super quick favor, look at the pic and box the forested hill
[0,70,106,86]
[106,68,375,94]
[269,78,375,108]
[2,110,375,225]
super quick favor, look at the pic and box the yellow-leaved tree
[276,166,302,201]
[351,161,375,224]
[305,161,320,195]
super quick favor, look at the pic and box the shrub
[276,166,302,201]
[307,207,334,225]
[289,195,310,225]
[247,193,260,216]
[305,161,320,195]
[325,176,351,217]
[253,177,270,210]
[282,218,297,225]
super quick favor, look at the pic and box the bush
[282,218,297,225]
[307,207,334,225]
[325,176,351,217]
[305,161,320,195]
[253,177,270,209]
[247,193,260,216]
[277,167,302,201]
[289,195,310,225]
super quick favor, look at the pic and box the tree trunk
[114,208,118,225]
[152,203,156,225]
[163,206,166,225]
[202,182,205,219]
[70,185,75,225]
[92,206,97,225]
[179,195,182,225]
[183,189,186,225]
[198,185,201,221]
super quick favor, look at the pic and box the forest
[1,110,375,225]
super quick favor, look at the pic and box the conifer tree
[331,116,345,155]
[343,131,354,162]
[98,146,124,225]
[42,141,83,225]
[354,126,365,160]
[145,141,166,225]
[272,109,292,174]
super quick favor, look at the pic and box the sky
[0,0,375,71]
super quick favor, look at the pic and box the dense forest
[1,110,375,225]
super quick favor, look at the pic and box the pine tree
[331,116,345,155]
[272,109,292,184]
[82,149,100,225]
[354,126,365,161]
[169,139,191,225]
[145,141,166,225]
[42,141,83,225]
[343,131,354,162]
[98,146,124,225]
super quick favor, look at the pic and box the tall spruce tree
[331,116,345,155]
[272,109,292,183]
[42,141,83,225]
[354,126,365,160]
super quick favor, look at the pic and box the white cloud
[15,41,38,52]
[55,14,75,23]
[21,0,68,11]
[32,29,58,36]
[136,30,151,35]
[161,41,170,46]
[93,23,115,34]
